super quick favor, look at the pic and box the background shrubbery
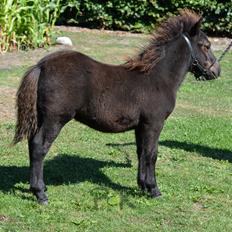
[0,0,231,52]
[60,0,232,35]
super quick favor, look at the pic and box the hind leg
[28,119,63,204]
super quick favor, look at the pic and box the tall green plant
[0,0,62,52]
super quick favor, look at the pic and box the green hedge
[59,0,232,36]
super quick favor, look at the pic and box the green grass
[0,30,232,231]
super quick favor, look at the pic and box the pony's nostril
[210,62,220,77]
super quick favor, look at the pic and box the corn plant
[0,0,62,52]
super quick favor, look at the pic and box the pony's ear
[189,17,203,37]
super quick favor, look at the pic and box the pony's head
[181,10,220,80]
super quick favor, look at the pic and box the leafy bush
[0,0,62,52]
[60,0,232,35]
[164,0,232,36]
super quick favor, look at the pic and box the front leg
[135,122,163,197]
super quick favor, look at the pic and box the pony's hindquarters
[13,66,41,144]
[13,62,67,204]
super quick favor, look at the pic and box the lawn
[0,29,231,232]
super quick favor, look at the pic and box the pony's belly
[75,113,138,133]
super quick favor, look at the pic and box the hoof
[31,189,48,205]
[38,199,48,205]
[150,187,162,198]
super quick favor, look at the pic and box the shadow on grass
[106,140,232,163]
[159,140,232,162]
[0,154,135,195]
[2,140,230,199]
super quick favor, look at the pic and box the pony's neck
[150,36,191,93]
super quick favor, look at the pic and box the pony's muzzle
[209,61,221,78]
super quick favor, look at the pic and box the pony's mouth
[193,69,217,80]
[191,61,220,81]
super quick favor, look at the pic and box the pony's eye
[198,42,210,50]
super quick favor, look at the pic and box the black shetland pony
[13,9,220,204]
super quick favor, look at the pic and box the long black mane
[124,9,201,72]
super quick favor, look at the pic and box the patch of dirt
[192,202,205,211]
[56,26,231,51]
[0,87,16,122]
[209,37,232,51]
[56,26,147,37]
[0,45,68,70]
[0,214,10,222]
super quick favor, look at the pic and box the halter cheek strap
[182,34,217,80]
[182,34,194,55]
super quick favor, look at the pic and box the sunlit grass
[0,30,231,231]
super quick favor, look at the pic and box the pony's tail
[13,66,41,144]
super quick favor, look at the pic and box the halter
[182,34,217,80]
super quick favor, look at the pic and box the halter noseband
[182,34,217,80]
